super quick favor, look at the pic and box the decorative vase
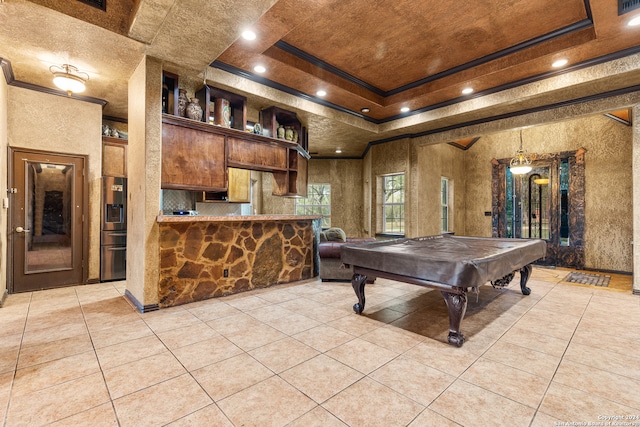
[186,98,203,121]
[292,129,298,143]
[177,89,189,117]
[285,126,294,141]
[214,98,231,127]
[277,124,285,139]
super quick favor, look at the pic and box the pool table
[340,234,547,347]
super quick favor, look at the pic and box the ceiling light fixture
[361,108,370,113]
[335,149,342,153]
[254,65,266,73]
[509,130,533,175]
[400,107,410,113]
[49,64,88,96]
[242,30,256,40]
[628,15,640,26]
[316,90,327,97]
[462,87,473,95]
[552,58,568,68]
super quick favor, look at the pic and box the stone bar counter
[157,215,322,307]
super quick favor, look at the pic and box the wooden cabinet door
[102,137,127,177]
[227,136,287,171]
[228,167,250,203]
[162,123,226,190]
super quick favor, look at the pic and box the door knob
[15,226,30,233]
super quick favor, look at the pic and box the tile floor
[0,267,639,426]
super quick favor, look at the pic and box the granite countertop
[157,214,323,223]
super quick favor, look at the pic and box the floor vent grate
[563,271,610,287]
[619,0,640,15]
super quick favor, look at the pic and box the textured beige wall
[462,115,633,272]
[0,72,7,299]
[633,105,640,292]
[362,152,372,236]
[7,86,103,282]
[259,172,296,215]
[307,159,364,236]
[126,56,163,307]
[414,143,467,236]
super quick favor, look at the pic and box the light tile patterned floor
[0,267,639,426]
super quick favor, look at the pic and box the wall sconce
[509,130,533,175]
[49,64,89,96]
[533,177,549,185]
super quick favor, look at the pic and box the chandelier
[509,130,533,175]
[49,64,89,96]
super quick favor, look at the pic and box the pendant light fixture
[49,64,89,96]
[509,130,533,175]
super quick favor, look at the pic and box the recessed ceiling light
[254,65,266,73]
[462,87,474,95]
[552,58,568,68]
[335,149,342,153]
[361,108,370,113]
[242,30,256,40]
[628,14,640,27]
[316,90,327,97]
[400,107,410,113]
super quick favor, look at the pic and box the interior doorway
[9,149,88,292]
[492,148,586,268]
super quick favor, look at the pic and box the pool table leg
[352,273,368,314]
[519,264,533,295]
[441,290,467,347]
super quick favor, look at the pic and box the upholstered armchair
[318,228,376,282]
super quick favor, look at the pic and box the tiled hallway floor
[1,268,639,426]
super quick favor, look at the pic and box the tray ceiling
[1,0,639,157]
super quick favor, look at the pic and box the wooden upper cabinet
[260,106,307,151]
[195,85,247,131]
[272,149,308,197]
[162,121,226,191]
[227,136,288,171]
[102,136,127,177]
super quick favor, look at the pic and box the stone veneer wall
[158,219,315,307]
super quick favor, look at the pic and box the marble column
[633,104,640,295]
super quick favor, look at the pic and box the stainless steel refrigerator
[100,176,127,281]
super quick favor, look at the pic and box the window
[295,184,331,228]
[441,177,450,233]
[382,173,405,234]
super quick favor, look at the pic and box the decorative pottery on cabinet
[214,98,231,127]
[177,89,189,117]
[186,98,203,121]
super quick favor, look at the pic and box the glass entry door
[10,149,87,292]
[492,149,586,269]
[506,165,551,240]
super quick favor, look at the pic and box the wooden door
[9,149,87,292]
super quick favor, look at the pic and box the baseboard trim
[124,289,160,313]
[0,289,8,307]
[86,278,101,284]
